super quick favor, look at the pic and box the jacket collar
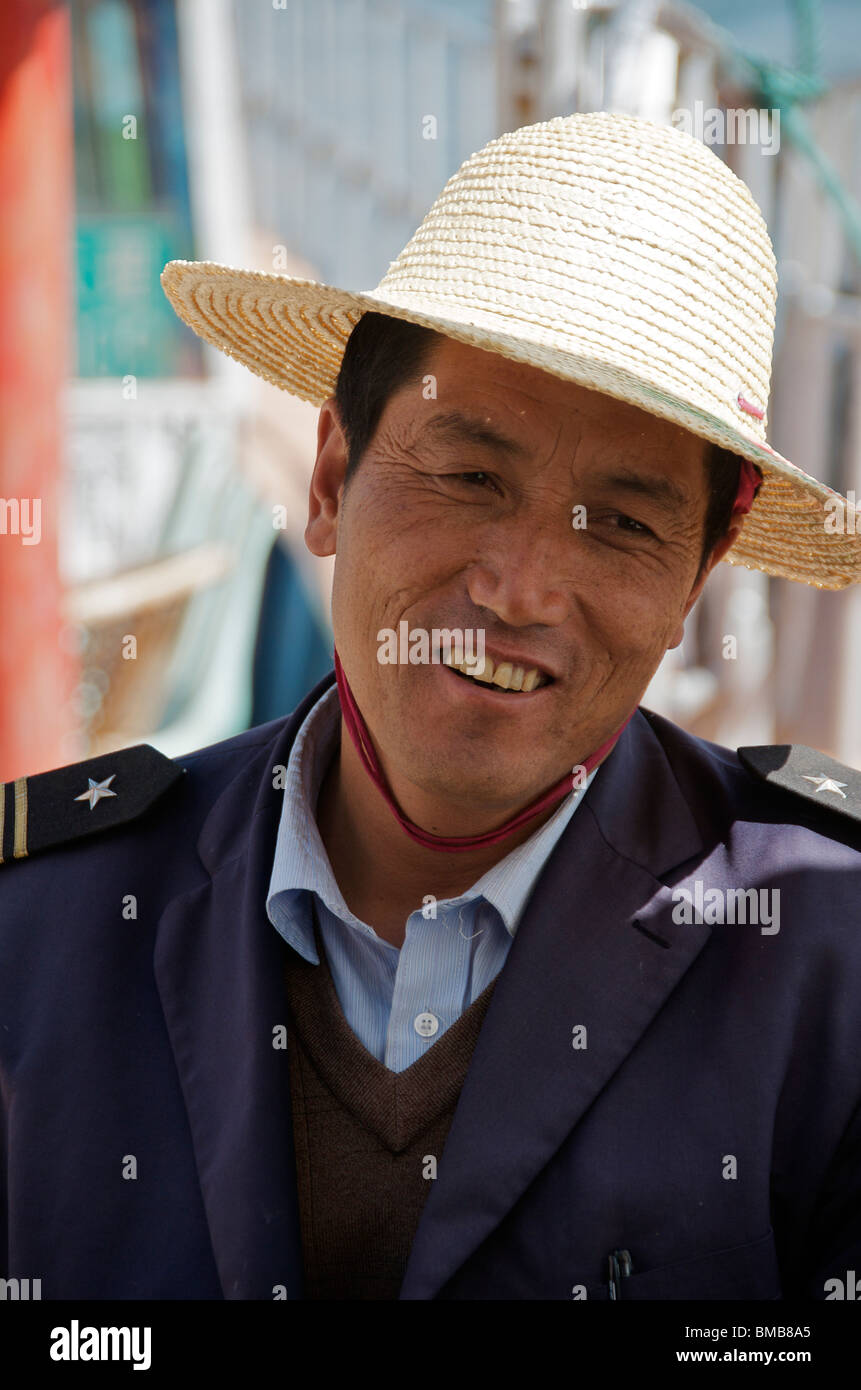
[154,670,709,1299]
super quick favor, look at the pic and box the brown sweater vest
[283,916,498,1300]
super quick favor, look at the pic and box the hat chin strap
[332,647,635,853]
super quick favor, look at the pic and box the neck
[317,651,635,943]
[317,661,634,945]
[314,719,572,940]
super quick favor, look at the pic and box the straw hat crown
[371,111,776,448]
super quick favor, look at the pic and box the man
[2,112,860,1302]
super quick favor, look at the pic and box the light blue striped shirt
[266,682,598,1072]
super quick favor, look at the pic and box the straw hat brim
[161,258,861,590]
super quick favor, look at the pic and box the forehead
[401,332,706,470]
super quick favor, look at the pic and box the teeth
[443,652,549,691]
[465,654,494,683]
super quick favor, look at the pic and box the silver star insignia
[802,774,848,799]
[74,774,117,810]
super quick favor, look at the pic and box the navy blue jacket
[1,668,860,1300]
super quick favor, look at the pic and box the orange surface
[0,2,78,780]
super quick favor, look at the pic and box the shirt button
[414,1011,439,1038]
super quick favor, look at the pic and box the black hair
[699,444,746,577]
[335,312,439,492]
[334,311,748,574]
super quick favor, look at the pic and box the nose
[465,515,571,627]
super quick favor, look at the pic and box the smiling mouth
[440,651,553,693]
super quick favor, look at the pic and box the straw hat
[161,110,860,589]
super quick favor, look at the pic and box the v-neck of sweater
[282,904,499,1153]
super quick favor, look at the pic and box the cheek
[330,498,448,640]
[353,477,476,582]
[577,565,689,661]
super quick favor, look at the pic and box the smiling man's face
[306,333,738,824]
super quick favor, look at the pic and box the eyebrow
[586,467,690,512]
[421,410,532,461]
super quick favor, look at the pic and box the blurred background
[2,0,860,781]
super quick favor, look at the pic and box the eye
[578,509,660,545]
[613,513,655,537]
[586,511,657,540]
[442,470,500,492]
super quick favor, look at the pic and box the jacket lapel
[153,674,336,1299]
[400,707,713,1300]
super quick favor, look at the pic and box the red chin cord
[332,648,635,853]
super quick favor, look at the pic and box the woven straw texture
[161,111,861,589]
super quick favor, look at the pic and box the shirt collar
[266,682,598,940]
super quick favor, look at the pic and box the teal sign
[76,214,200,378]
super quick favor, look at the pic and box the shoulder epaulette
[738,743,861,826]
[0,744,185,865]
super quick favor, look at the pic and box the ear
[666,521,744,650]
[305,397,350,559]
